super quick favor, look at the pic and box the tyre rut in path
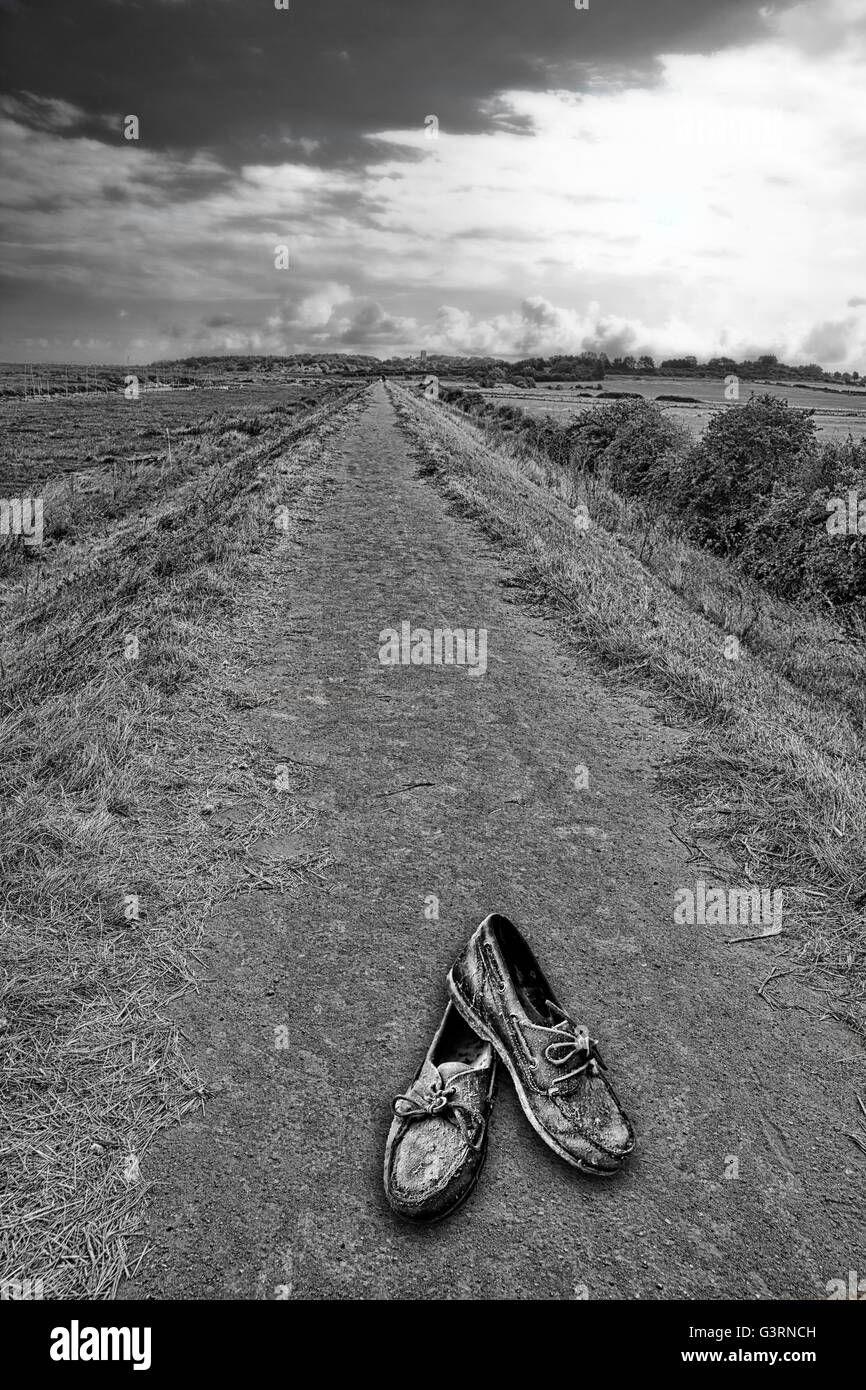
[123,384,862,1301]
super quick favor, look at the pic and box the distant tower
[420,349,427,364]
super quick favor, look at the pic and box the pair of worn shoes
[384,913,635,1222]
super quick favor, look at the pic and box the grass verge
[0,385,366,1298]
[390,383,866,1036]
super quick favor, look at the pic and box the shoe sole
[446,967,631,1177]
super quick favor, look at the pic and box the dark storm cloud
[1,0,800,168]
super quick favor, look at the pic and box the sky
[1,0,865,367]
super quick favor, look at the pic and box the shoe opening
[486,915,555,1024]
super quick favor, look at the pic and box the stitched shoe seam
[505,1015,549,1092]
[478,939,508,993]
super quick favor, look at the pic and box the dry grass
[0,385,365,1298]
[392,384,866,1034]
[446,401,866,733]
[0,389,336,595]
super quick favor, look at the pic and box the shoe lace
[393,1070,485,1150]
[540,1017,606,1093]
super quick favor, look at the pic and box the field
[0,382,336,487]
[0,382,346,599]
[461,374,866,441]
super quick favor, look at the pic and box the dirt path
[122,384,862,1301]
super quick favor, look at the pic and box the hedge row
[439,386,866,617]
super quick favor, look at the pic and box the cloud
[800,317,859,363]
[262,287,417,350]
[1,0,800,166]
[271,284,354,332]
[334,300,416,345]
[2,0,866,367]
[175,292,859,366]
[421,298,783,362]
[0,91,107,134]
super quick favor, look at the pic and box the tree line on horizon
[152,351,862,387]
[9,350,857,396]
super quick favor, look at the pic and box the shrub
[430,387,865,617]
[565,400,688,502]
[668,395,817,553]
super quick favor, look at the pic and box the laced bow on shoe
[392,1069,485,1150]
[537,1017,606,1092]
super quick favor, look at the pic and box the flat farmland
[0,382,334,491]
[463,374,866,441]
[0,380,347,598]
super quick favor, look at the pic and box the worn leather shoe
[447,913,634,1175]
[384,1001,497,1221]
